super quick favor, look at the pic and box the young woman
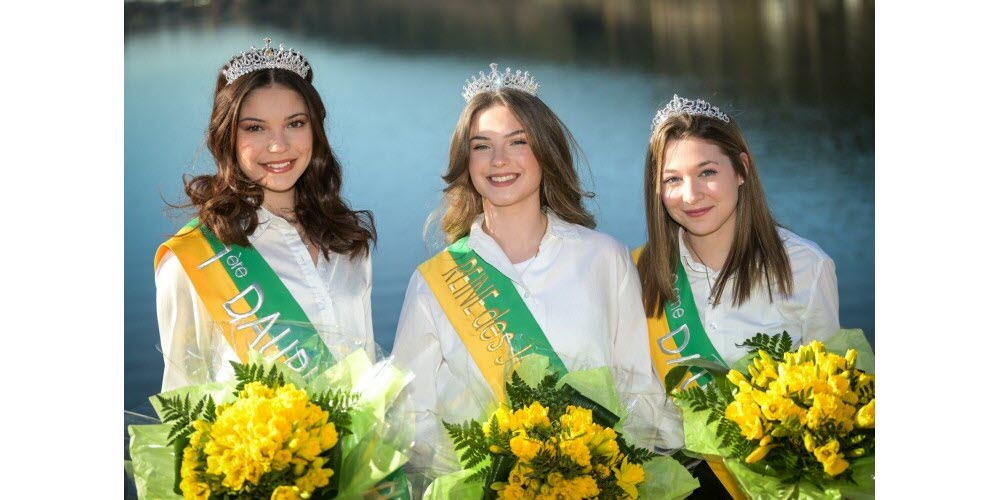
[635,95,841,499]
[636,94,839,386]
[155,38,376,391]
[391,64,682,475]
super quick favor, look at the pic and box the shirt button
[710,322,718,330]
[523,290,531,299]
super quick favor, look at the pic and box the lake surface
[125,1,873,409]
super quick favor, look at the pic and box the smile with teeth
[488,173,519,183]
[261,159,295,173]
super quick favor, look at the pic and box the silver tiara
[461,63,540,102]
[222,37,311,86]
[651,94,731,130]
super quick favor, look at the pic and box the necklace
[684,232,714,309]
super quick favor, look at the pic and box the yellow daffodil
[856,400,875,428]
[614,457,645,498]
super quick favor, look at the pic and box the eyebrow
[663,160,719,173]
[470,129,527,142]
[239,112,309,123]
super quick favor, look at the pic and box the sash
[631,247,727,391]
[418,237,567,400]
[634,247,747,500]
[154,218,336,379]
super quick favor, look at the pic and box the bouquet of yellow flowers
[425,355,699,499]
[670,329,875,499]
[128,350,414,499]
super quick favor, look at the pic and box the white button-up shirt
[678,227,840,365]
[392,212,683,474]
[155,207,375,391]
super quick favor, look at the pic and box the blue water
[125,24,873,409]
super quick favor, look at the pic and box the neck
[263,190,297,218]
[481,202,548,264]
[684,222,735,271]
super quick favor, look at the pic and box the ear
[738,152,749,186]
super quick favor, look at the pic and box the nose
[492,147,508,167]
[268,132,289,153]
[681,180,703,204]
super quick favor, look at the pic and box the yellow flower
[813,439,849,477]
[511,401,551,431]
[745,444,775,464]
[726,394,765,440]
[484,406,514,436]
[510,433,543,461]
[586,427,620,458]
[856,400,875,428]
[614,457,645,498]
[270,485,301,500]
[559,437,592,467]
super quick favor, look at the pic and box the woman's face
[660,137,745,241]
[468,104,543,213]
[235,85,313,203]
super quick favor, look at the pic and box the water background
[125,0,874,409]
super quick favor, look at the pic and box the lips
[260,159,295,174]
[487,173,520,187]
[683,207,712,217]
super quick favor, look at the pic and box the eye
[244,124,264,132]
[511,138,528,146]
[288,119,308,129]
[700,169,718,177]
[662,176,681,185]
[472,143,490,151]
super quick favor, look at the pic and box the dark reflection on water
[124,1,873,410]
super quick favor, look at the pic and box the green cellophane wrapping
[424,354,698,499]
[676,329,875,499]
[127,349,414,499]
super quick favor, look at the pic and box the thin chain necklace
[684,232,715,309]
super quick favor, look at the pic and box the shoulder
[777,227,836,279]
[566,224,631,257]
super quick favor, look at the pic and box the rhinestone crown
[222,37,311,86]
[652,94,731,130]
[461,63,540,102]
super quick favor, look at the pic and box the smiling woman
[153,38,377,391]
[390,63,685,479]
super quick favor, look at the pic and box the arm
[154,251,219,391]
[802,256,840,343]
[612,246,685,449]
[362,253,376,359]
[390,270,446,472]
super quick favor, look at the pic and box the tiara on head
[651,94,731,130]
[222,37,311,86]
[461,63,540,102]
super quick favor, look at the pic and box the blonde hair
[637,113,792,317]
[438,88,595,243]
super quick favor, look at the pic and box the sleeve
[612,245,685,450]
[390,269,448,472]
[802,255,840,344]
[361,253,376,359]
[154,251,220,391]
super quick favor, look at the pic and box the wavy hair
[439,88,595,243]
[181,65,375,259]
[637,112,791,317]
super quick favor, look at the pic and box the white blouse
[678,226,840,365]
[155,207,375,391]
[391,212,683,475]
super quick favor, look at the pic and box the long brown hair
[637,112,791,317]
[439,88,595,243]
[182,65,375,259]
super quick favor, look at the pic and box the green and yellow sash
[631,247,727,391]
[418,237,566,400]
[154,218,336,379]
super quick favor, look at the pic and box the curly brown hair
[181,64,375,259]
